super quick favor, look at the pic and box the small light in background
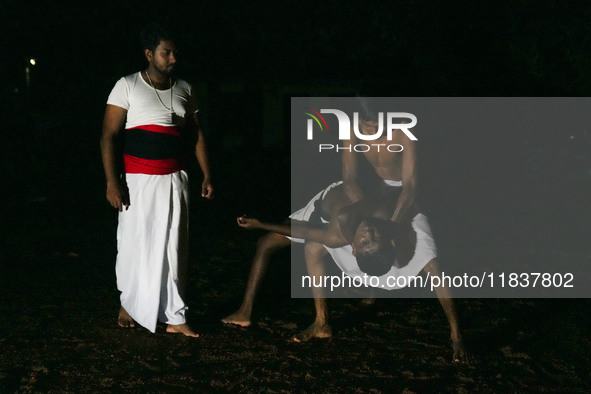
[26,58,36,87]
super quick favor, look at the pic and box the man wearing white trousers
[100,23,213,337]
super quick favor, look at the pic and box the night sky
[6,1,591,97]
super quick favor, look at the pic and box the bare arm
[391,135,418,223]
[100,104,129,211]
[188,92,214,199]
[237,216,347,248]
[341,133,364,202]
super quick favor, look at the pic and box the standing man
[100,23,213,337]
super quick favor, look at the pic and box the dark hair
[355,243,397,277]
[140,23,176,52]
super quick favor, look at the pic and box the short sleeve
[106,77,130,110]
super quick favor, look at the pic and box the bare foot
[221,312,251,327]
[451,335,469,364]
[166,323,199,338]
[293,322,332,342]
[117,306,135,328]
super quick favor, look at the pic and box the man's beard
[154,64,175,78]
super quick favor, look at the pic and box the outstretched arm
[237,216,347,248]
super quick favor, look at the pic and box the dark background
[3,0,591,243]
[1,1,591,392]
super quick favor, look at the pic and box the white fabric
[116,170,189,332]
[288,181,343,227]
[107,72,198,129]
[289,180,437,290]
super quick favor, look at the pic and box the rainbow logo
[303,107,328,132]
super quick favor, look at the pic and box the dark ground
[1,117,591,393]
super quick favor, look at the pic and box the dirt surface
[1,128,591,393]
[2,194,591,393]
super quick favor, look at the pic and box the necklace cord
[145,71,174,113]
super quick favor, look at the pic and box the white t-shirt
[107,71,198,129]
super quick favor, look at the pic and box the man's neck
[145,67,170,89]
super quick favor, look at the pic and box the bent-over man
[224,98,467,362]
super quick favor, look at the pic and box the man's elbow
[99,134,110,150]
[323,234,346,248]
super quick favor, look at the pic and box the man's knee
[305,242,328,260]
[257,232,288,252]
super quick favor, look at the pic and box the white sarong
[289,180,437,290]
[116,170,189,332]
